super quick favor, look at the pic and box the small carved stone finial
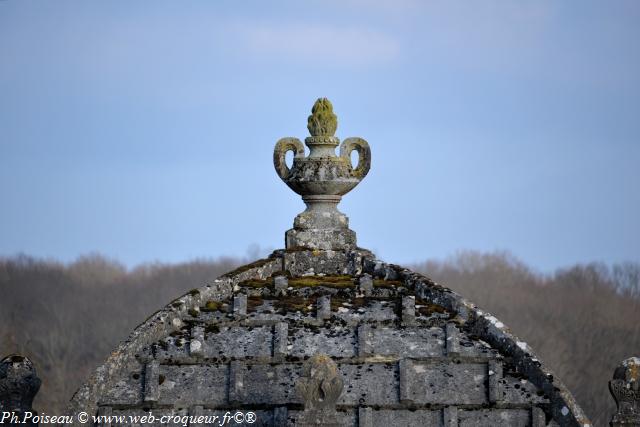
[296,354,344,427]
[0,354,41,426]
[610,357,640,426]
[307,98,337,137]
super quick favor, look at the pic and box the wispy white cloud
[237,23,400,66]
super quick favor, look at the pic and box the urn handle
[274,137,305,180]
[340,137,371,179]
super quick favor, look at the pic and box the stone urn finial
[274,98,371,251]
[0,354,41,427]
[610,357,640,426]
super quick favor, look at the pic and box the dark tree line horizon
[1,251,639,426]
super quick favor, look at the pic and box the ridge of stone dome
[67,248,591,427]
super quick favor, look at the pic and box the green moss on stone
[307,98,337,136]
[247,296,264,312]
[415,298,451,318]
[288,275,355,289]
[373,279,404,288]
[274,296,313,314]
[201,300,223,312]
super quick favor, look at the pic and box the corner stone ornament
[0,355,41,427]
[610,357,640,426]
[274,98,371,251]
[296,354,344,427]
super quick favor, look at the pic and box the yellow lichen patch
[288,275,355,289]
[200,300,224,312]
[627,359,640,382]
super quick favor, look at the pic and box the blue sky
[1,1,638,272]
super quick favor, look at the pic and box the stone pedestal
[286,195,356,251]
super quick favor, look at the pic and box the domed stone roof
[67,99,591,427]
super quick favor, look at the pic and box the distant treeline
[1,252,638,426]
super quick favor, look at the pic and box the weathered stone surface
[443,406,459,427]
[274,275,288,296]
[368,327,445,358]
[317,295,332,320]
[288,410,355,427]
[337,363,398,406]
[488,359,504,404]
[189,326,204,358]
[203,325,272,360]
[157,365,227,406]
[334,300,396,323]
[446,322,461,356]
[286,227,357,252]
[458,409,531,426]
[366,409,441,427]
[273,322,289,361]
[289,326,357,358]
[143,361,160,403]
[284,250,351,276]
[401,296,416,326]
[234,294,248,318]
[401,360,488,405]
[502,375,548,405]
[358,274,373,296]
[100,376,142,406]
[532,406,548,427]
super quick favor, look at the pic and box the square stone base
[285,228,356,251]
